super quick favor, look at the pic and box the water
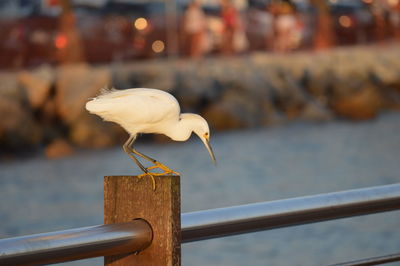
[1,112,400,265]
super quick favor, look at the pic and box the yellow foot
[137,163,180,191]
[137,173,156,191]
[147,162,180,176]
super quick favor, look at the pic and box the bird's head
[181,113,217,164]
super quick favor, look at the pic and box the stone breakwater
[1,45,400,156]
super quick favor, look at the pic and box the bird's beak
[202,135,217,165]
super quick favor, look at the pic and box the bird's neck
[165,114,198,141]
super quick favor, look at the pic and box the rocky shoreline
[1,44,400,157]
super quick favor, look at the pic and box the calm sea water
[1,112,400,265]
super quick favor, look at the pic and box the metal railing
[330,252,400,266]
[182,183,400,242]
[1,183,400,265]
[0,220,152,265]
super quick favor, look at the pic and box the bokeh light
[339,15,352,28]
[152,40,165,53]
[55,34,67,49]
[134,17,148,31]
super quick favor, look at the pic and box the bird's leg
[132,149,180,176]
[123,135,147,172]
[126,136,180,176]
[123,135,156,190]
[130,146,157,164]
[146,163,180,176]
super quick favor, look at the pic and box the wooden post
[104,175,181,266]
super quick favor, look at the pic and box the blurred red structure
[0,0,169,69]
[0,0,400,69]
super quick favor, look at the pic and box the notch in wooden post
[104,175,181,266]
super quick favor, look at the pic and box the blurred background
[1,0,400,265]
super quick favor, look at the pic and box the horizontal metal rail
[0,220,152,265]
[181,183,400,242]
[0,183,399,265]
[330,252,400,266]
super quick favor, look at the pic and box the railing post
[104,175,181,266]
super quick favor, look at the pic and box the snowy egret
[85,88,216,189]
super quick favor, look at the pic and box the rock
[331,86,383,120]
[0,73,42,152]
[383,82,400,109]
[202,88,273,130]
[69,113,124,148]
[371,60,400,85]
[300,101,333,121]
[112,61,174,92]
[331,59,372,98]
[203,102,247,130]
[2,44,400,155]
[278,70,311,119]
[18,65,54,109]
[54,64,120,148]
[0,83,42,151]
[45,138,74,159]
[304,65,333,100]
[41,98,58,122]
[174,70,216,112]
[172,60,229,112]
[139,62,174,91]
[0,72,24,100]
[55,64,111,124]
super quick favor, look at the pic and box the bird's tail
[85,98,103,114]
[85,87,118,114]
[98,86,117,96]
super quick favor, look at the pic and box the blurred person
[264,5,275,50]
[221,0,239,54]
[355,3,374,44]
[309,0,335,49]
[246,4,273,51]
[292,9,305,50]
[370,0,390,42]
[57,0,85,64]
[273,3,297,53]
[389,1,400,40]
[183,0,207,58]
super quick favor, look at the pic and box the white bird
[85,87,216,190]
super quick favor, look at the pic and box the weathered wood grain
[104,175,181,266]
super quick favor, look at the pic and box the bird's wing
[86,88,180,131]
